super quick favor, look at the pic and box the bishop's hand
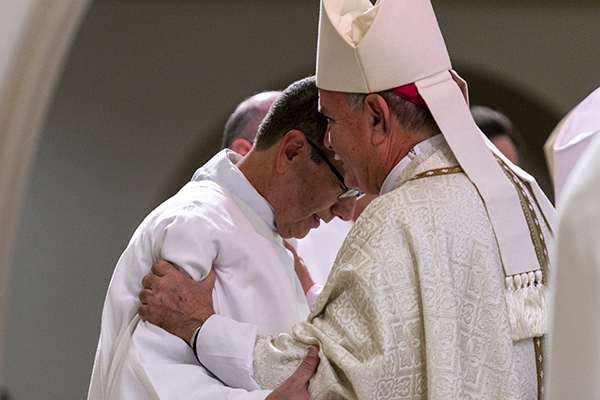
[138,259,216,345]
[266,346,319,400]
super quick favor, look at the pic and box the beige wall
[1,1,599,398]
[0,0,91,393]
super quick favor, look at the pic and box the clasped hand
[138,260,216,345]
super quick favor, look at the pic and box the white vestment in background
[545,85,600,203]
[548,132,600,399]
[295,217,353,286]
[88,149,308,400]
[200,139,548,399]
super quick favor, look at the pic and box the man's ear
[276,130,308,173]
[364,94,390,146]
[231,138,253,156]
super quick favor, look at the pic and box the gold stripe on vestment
[413,160,549,399]
[497,157,549,400]
[409,165,463,181]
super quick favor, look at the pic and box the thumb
[151,259,176,276]
[295,346,320,381]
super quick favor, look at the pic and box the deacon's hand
[283,241,314,294]
[138,260,216,345]
[266,346,320,400]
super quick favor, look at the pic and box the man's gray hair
[347,91,440,138]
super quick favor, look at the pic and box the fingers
[151,259,177,276]
[138,288,150,304]
[283,240,296,254]
[137,304,148,320]
[141,273,155,289]
[283,241,305,264]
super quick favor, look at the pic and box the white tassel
[505,271,548,341]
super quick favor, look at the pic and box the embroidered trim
[497,157,548,400]
[498,159,549,280]
[410,165,463,181]
[412,159,548,398]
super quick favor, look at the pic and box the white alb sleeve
[195,314,262,390]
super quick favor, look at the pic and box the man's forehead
[318,89,344,113]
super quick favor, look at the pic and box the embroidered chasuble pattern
[252,144,543,399]
[411,160,550,399]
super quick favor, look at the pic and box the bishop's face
[318,89,376,194]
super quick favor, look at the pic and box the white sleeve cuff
[195,314,261,391]
[305,284,323,310]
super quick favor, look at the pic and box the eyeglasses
[305,137,364,200]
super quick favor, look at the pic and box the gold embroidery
[410,165,463,181]
[497,157,549,400]
[415,159,548,398]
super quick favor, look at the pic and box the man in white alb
[87,76,358,400]
[139,1,557,398]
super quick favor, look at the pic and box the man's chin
[291,225,312,239]
[278,225,308,240]
[289,225,313,240]
[279,216,322,239]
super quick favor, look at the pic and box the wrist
[184,312,215,345]
[189,325,202,348]
[301,276,315,294]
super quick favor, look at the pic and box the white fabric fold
[88,150,308,399]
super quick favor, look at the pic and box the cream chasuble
[248,141,551,399]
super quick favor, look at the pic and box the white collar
[379,134,445,195]
[192,149,277,231]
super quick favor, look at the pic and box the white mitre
[316,0,558,341]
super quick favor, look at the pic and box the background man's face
[491,135,519,166]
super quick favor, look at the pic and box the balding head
[221,91,281,152]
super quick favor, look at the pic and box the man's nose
[331,196,356,222]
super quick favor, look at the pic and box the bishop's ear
[364,94,390,145]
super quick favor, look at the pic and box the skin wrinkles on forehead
[320,94,367,186]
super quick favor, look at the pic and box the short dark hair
[347,90,440,139]
[221,91,279,149]
[471,105,524,155]
[254,76,328,161]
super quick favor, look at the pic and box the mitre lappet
[316,0,558,341]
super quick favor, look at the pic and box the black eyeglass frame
[305,136,364,200]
